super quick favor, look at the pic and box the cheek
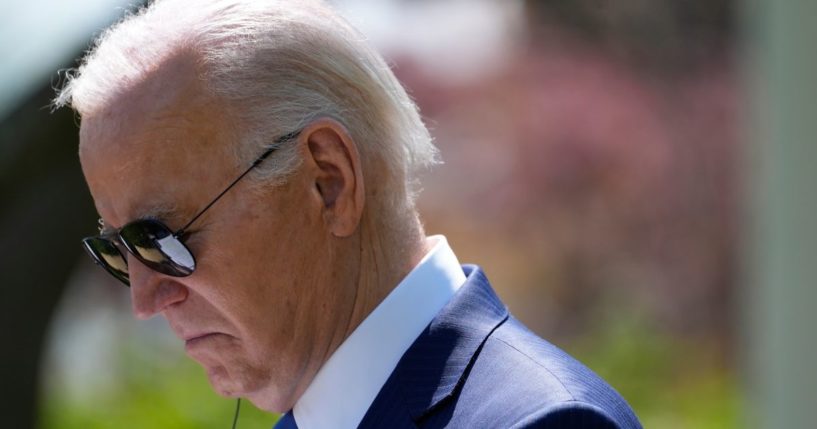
[195,185,329,336]
[195,242,297,348]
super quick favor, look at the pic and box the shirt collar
[292,235,466,429]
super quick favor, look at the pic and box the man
[56,0,642,428]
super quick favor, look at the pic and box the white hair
[55,0,439,213]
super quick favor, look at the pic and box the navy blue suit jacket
[277,265,642,428]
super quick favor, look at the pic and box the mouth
[184,332,221,349]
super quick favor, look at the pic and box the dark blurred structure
[0,87,97,428]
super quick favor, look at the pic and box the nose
[128,256,189,320]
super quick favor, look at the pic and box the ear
[301,118,365,237]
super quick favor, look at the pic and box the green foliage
[40,313,740,428]
[40,347,278,429]
[564,314,742,429]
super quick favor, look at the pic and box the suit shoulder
[509,401,628,429]
[457,316,642,429]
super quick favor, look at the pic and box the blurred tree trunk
[0,85,96,428]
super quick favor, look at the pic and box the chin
[205,364,244,397]
[219,369,296,412]
[189,345,295,412]
[203,361,290,411]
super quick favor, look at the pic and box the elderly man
[57,1,641,428]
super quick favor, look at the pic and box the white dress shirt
[292,235,466,429]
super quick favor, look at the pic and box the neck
[342,211,428,341]
[280,208,427,412]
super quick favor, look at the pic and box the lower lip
[185,333,220,349]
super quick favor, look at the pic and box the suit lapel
[358,265,509,428]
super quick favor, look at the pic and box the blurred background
[1,0,814,428]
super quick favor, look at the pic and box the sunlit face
[78,57,351,412]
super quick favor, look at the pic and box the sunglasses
[82,130,301,286]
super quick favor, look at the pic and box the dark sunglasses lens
[119,220,196,277]
[82,237,130,286]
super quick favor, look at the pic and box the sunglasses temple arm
[174,130,300,237]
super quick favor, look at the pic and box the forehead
[79,59,237,229]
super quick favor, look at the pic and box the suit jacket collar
[358,265,509,427]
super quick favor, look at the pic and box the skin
[78,53,428,412]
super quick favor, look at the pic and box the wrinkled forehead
[78,53,213,160]
[78,60,236,230]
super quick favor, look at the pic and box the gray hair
[55,0,439,211]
